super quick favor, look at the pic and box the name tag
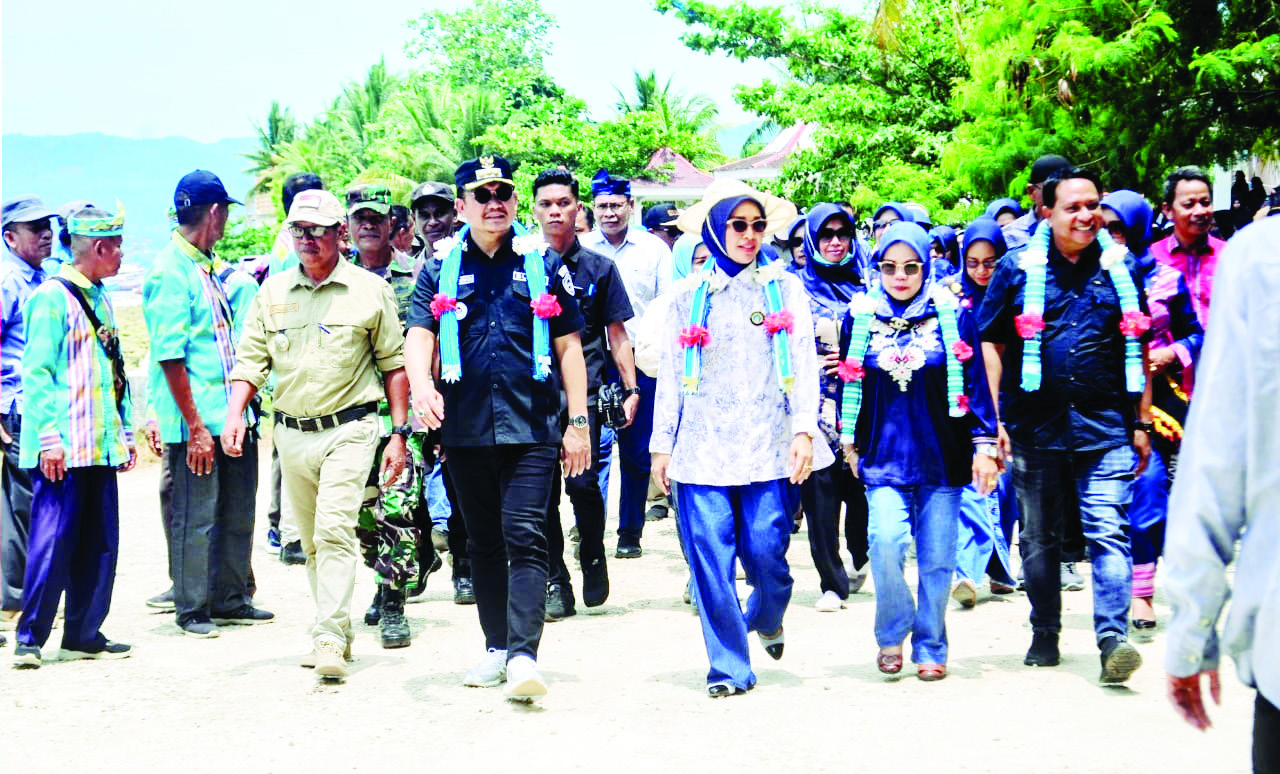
[270,303,299,314]
[459,274,474,286]
[512,270,527,282]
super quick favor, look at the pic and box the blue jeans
[615,373,656,540]
[866,484,961,665]
[426,458,452,530]
[674,479,793,691]
[1011,444,1135,644]
[954,480,1014,585]
[596,424,614,499]
[1130,446,1169,565]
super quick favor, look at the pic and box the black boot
[453,558,476,605]
[380,587,411,649]
[582,557,609,608]
[364,585,383,626]
[408,546,444,600]
[1024,630,1060,667]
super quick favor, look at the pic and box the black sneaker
[1024,631,1060,666]
[364,586,384,626]
[453,576,476,605]
[13,643,41,668]
[615,537,642,559]
[1099,636,1142,684]
[644,504,668,522]
[408,549,444,600]
[582,557,609,608]
[211,605,275,625]
[60,638,132,660]
[544,583,576,622]
[379,588,411,649]
[179,615,220,639]
[280,541,306,566]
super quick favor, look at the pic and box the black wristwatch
[1134,421,1154,434]
[392,424,413,439]
[622,387,641,398]
[568,414,589,429]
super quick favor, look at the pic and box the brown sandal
[877,648,903,674]
[917,663,947,681]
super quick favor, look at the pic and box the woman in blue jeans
[838,222,999,681]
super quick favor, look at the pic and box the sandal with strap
[917,663,947,681]
[877,648,903,674]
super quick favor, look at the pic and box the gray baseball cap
[2,195,57,228]
[410,181,455,206]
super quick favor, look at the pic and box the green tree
[217,217,277,263]
[245,101,297,193]
[614,69,720,134]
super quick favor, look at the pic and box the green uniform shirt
[230,258,405,418]
[19,265,133,468]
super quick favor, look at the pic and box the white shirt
[582,227,672,341]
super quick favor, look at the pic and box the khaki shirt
[231,258,405,418]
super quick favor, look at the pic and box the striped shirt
[19,264,133,468]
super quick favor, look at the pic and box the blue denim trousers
[954,479,1015,585]
[866,484,961,665]
[1011,444,1136,644]
[426,458,452,530]
[615,373,656,540]
[674,479,793,691]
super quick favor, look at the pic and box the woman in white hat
[650,181,832,697]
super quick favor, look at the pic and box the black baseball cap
[174,170,242,211]
[642,203,680,230]
[1028,155,1073,186]
[455,156,515,194]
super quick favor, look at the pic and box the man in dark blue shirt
[405,157,590,703]
[978,166,1154,685]
[530,169,639,620]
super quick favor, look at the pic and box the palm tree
[613,69,719,135]
[245,101,297,192]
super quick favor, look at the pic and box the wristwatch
[976,444,1000,459]
[392,424,413,439]
[622,387,641,398]
[1134,421,1155,434]
[569,414,589,429]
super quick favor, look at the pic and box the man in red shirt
[1150,167,1223,327]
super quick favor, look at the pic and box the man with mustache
[1150,167,1223,328]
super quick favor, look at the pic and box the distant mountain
[1,133,256,265]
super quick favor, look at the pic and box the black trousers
[439,459,470,579]
[1,411,33,611]
[444,443,557,659]
[1258,692,1280,774]
[798,460,869,597]
[546,406,604,588]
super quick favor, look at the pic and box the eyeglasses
[727,218,768,234]
[785,238,805,249]
[288,225,335,239]
[471,183,514,204]
[1105,222,1127,235]
[817,227,854,242]
[594,201,629,213]
[18,220,53,233]
[873,219,898,231]
[965,259,999,271]
[877,261,923,276]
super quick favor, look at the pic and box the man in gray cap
[1,194,58,630]
[1003,154,1073,250]
[408,181,457,269]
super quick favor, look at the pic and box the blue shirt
[0,248,47,414]
[977,240,1148,453]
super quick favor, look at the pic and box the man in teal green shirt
[142,170,271,639]
[12,203,136,669]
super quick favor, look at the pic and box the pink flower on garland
[956,394,970,414]
[1119,311,1151,337]
[763,310,794,336]
[679,325,711,349]
[951,340,974,362]
[530,293,562,319]
[961,297,973,310]
[430,293,456,320]
[1014,313,1045,339]
[836,359,865,383]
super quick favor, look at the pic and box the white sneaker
[815,590,845,612]
[463,648,508,687]
[504,654,548,703]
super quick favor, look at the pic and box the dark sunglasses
[817,227,854,242]
[727,218,768,234]
[471,183,514,204]
[873,219,898,230]
[877,261,923,276]
[288,225,335,239]
[784,237,805,249]
[965,259,999,270]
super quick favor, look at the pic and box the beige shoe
[301,639,352,669]
[951,579,977,609]
[0,609,18,631]
[313,640,351,678]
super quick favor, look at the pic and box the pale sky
[0,0,834,142]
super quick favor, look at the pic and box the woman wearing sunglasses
[650,180,829,697]
[1100,190,1203,640]
[794,204,871,612]
[838,221,998,681]
[948,218,1019,607]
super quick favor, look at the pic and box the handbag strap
[53,277,127,408]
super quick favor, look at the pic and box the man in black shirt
[978,166,1153,684]
[405,157,590,703]
[530,169,640,620]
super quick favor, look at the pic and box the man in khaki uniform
[221,189,409,680]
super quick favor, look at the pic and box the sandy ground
[1,451,1254,774]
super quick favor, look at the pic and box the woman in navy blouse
[838,221,999,681]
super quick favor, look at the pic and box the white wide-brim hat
[677,179,798,238]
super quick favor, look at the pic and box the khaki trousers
[276,415,379,647]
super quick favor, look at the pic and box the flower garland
[680,254,794,395]
[836,289,971,446]
[431,223,557,383]
[1015,221,1148,394]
